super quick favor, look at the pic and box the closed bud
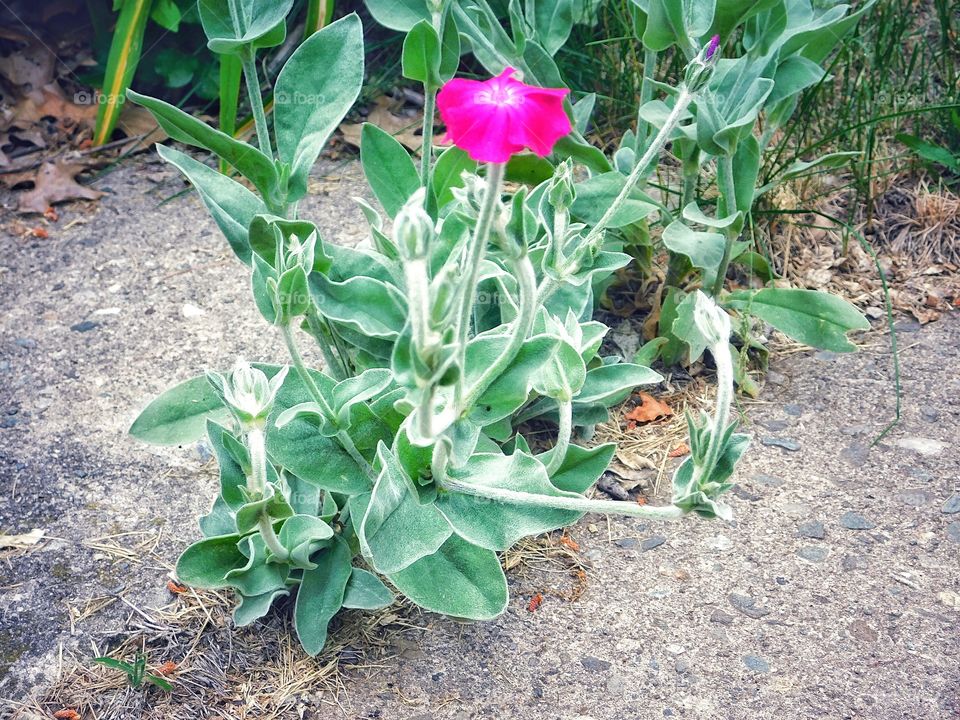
[213,360,289,428]
[684,34,721,92]
[548,159,576,212]
[395,189,435,260]
[691,290,731,348]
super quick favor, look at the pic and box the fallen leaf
[155,660,178,675]
[668,442,690,458]
[10,84,97,130]
[340,96,423,152]
[166,579,187,594]
[625,392,673,424]
[53,710,81,720]
[558,535,580,552]
[18,158,103,214]
[527,593,543,612]
[115,103,168,147]
[29,226,49,238]
[0,528,44,549]
[43,206,58,221]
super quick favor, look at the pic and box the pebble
[946,522,960,544]
[798,521,825,540]
[847,620,878,642]
[840,511,876,530]
[797,546,829,563]
[665,644,684,656]
[814,351,839,362]
[780,503,811,518]
[897,489,932,507]
[893,436,948,457]
[675,659,690,673]
[15,338,36,348]
[580,656,611,672]
[728,593,771,619]
[732,485,761,502]
[615,537,637,549]
[766,370,786,385]
[710,609,734,625]
[70,320,98,333]
[752,473,784,487]
[842,554,868,571]
[707,534,734,551]
[641,535,666,551]
[762,419,790,432]
[761,436,800,452]
[0,417,17,429]
[840,445,870,465]
[940,494,960,514]
[182,303,206,318]
[783,404,803,417]
[920,408,940,422]
[937,590,960,609]
[742,654,770,673]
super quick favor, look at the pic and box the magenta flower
[437,67,571,164]
[705,34,720,60]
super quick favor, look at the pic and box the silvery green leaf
[294,537,352,656]
[341,568,395,610]
[359,445,452,574]
[233,588,288,627]
[278,514,334,569]
[225,535,290,596]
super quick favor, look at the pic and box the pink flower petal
[437,68,572,163]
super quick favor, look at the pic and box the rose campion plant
[128,0,865,656]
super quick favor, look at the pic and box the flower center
[475,82,522,108]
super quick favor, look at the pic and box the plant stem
[305,310,347,381]
[246,427,289,561]
[453,162,505,410]
[711,154,738,297]
[545,400,572,476]
[462,252,537,411]
[537,88,695,306]
[440,475,686,521]
[240,49,273,160]
[280,323,375,479]
[635,47,658,149]
[420,89,437,192]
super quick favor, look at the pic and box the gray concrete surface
[0,154,957,718]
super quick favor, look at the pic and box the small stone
[840,444,870,466]
[780,503,811,518]
[942,494,960,514]
[865,306,885,319]
[766,370,786,385]
[763,419,790,432]
[15,337,36,348]
[641,535,667,551]
[897,489,932,507]
[783,404,803,417]
[797,546,829,563]
[732,485,761,502]
[893,319,921,333]
[894,436,948,457]
[752,473,784,487]
[742,655,770,673]
[946,522,960,544]
[798,521,825,540]
[761,436,800,452]
[728,594,771,619]
[0,417,17,429]
[615,537,637,549]
[920,408,940,422]
[182,303,206,318]
[842,554,868,571]
[840,511,876,530]
[847,620,878,642]
[710,609,734,625]
[665,644,684,656]
[675,659,690,673]
[937,590,960,609]
[814,350,839,361]
[70,320,98,333]
[580,656,611,672]
[707,534,734,551]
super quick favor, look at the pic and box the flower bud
[691,290,731,348]
[548,160,576,213]
[684,34,721,92]
[395,189,435,260]
[212,360,289,428]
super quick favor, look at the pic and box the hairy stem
[453,162,505,410]
[462,251,537,411]
[280,323,374,478]
[240,49,273,161]
[440,476,686,521]
[711,154,738,297]
[545,400,572,476]
[420,89,437,192]
[246,428,289,561]
[692,337,734,488]
[537,88,695,306]
[304,310,347,381]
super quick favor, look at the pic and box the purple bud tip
[706,35,720,60]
